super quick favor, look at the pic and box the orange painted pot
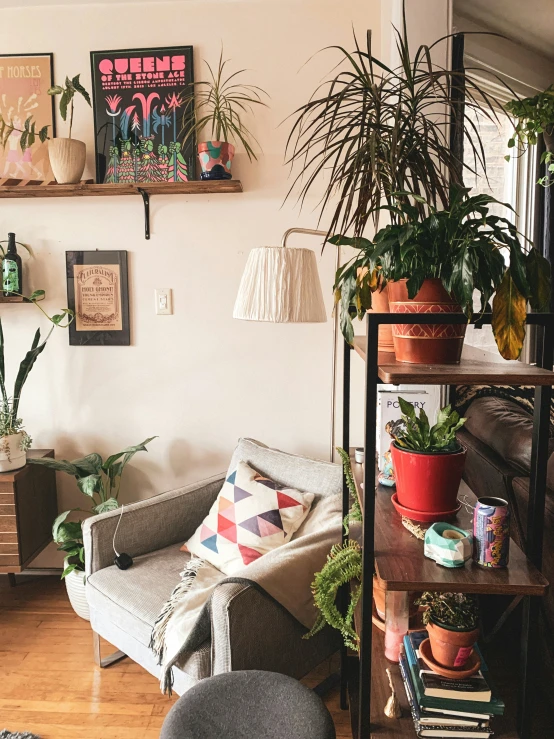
[356,271,394,352]
[427,620,479,669]
[198,141,234,180]
[388,278,466,364]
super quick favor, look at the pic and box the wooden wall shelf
[0,295,26,304]
[0,180,243,240]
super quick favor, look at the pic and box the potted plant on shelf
[181,48,268,180]
[0,114,50,155]
[506,86,554,187]
[47,75,92,184]
[387,398,467,522]
[0,294,73,472]
[28,437,156,620]
[417,591,480,669]
[332,191,551,362]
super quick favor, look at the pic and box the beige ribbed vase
[65,568,90,620]
[48,138,86,184]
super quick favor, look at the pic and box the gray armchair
[83,438,341,695]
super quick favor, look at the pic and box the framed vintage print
[90,46,195,184]
[0,53,56,182]
[66,251,130,346]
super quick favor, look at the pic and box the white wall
[0,0,380,566]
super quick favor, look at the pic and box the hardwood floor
[0,575,350,739]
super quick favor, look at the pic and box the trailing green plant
[48,74,91,139]
[285,2,506,238]
[180,48,268,161]
[416,591,479,631]
[304,540,362,650]
[388,398,465,453]
[336,446,362,533]
[331,190,551,360]
[505,87,554,187]
[28,437,157,578]
[0,113,49,152]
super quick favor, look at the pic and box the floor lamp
[233,228,341,461]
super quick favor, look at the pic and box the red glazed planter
[388,278,466,364]
[391,442,466,520]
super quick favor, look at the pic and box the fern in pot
[387,398,466,521]
[181,48,268,180]
[28,437,155,620]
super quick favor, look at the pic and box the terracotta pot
[198,141,234,180]
[543,129,554,153]
[427,619,479,669]
[391,441,466,518]
[48,138,86,184]
[388,278,466,364]
[370,284,395,352]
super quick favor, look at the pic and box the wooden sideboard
[0,449,57,579]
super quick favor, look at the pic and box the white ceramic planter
[48,138,86,184]
[0,432,27,472]
[65,568,90,621]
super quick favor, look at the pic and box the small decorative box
[424,522,472,568]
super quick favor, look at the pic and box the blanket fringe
[149,556,205,670]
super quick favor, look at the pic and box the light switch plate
[155,288,173,315]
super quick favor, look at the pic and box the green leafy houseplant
[47,75,92,140]
[0,114,49,152]
[417,591,479,631]
[181,48,268,172]
[332,190,551,360]
[28,437,156,578]
[388,398,466,453]
[505,87,554,187]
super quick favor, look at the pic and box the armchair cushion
[183,460,314,574]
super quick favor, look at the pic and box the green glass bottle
[2,233,22,297]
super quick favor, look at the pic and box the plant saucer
[391,493,461,523]
[419,637,481,679]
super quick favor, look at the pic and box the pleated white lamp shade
[233,246,327,323]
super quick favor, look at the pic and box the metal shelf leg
[340,339,351,711]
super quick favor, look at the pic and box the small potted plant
[506,86,554,187]
[0,294,73,472]
[29,437,156,620]
[47,75,92,183]
[181,48,268,180]
[388,398,466,521]
[417,591,480,669]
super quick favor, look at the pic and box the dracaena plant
[285,2,506,238]
[331,190,551,360]
[180,48,268,161]
[416,591,479,631]
[387,398,466,453]
[28,437,156,578]
[505,86,554,187]
[48,75,92,139]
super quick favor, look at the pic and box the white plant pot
[48,137,86,184]
[65,568,90,621]
[0,432,27,472]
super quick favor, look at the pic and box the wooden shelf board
[352,336,554,385]
[349,450,548,596]
[0,295,26,303]
[0,180,243,199]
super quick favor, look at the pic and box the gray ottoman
[160,670,336,739]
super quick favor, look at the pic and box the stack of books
[400,630,504,738]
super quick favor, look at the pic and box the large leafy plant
[181,48,268,161]
[332,190,551,360]
[285,5,504,238]
[28,437,156,578]
[417,591,479,631]
[506,87,554,187]
[48,75,91,139]
[388,398,465,454]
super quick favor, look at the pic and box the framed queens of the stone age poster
[0,53,56,182]
[66,251,130,346]
[90,46,195,184]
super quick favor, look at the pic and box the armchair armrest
[83,473,224,576]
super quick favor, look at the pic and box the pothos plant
[28,437,156,578]
[48,75,92,139]
[505,87,554,187]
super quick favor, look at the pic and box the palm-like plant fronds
[181,49,268,161]
[285,20,509,237]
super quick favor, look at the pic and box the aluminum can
[473,497,510,568]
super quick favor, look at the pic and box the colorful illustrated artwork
[90,46,195,184]
[0,53,55,181]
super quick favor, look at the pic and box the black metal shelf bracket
[138,188,150,240]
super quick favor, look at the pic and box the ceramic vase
[48,138,86,184]
[197,141,234,180]
[0,432,27,472]
[65,568,90,620]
